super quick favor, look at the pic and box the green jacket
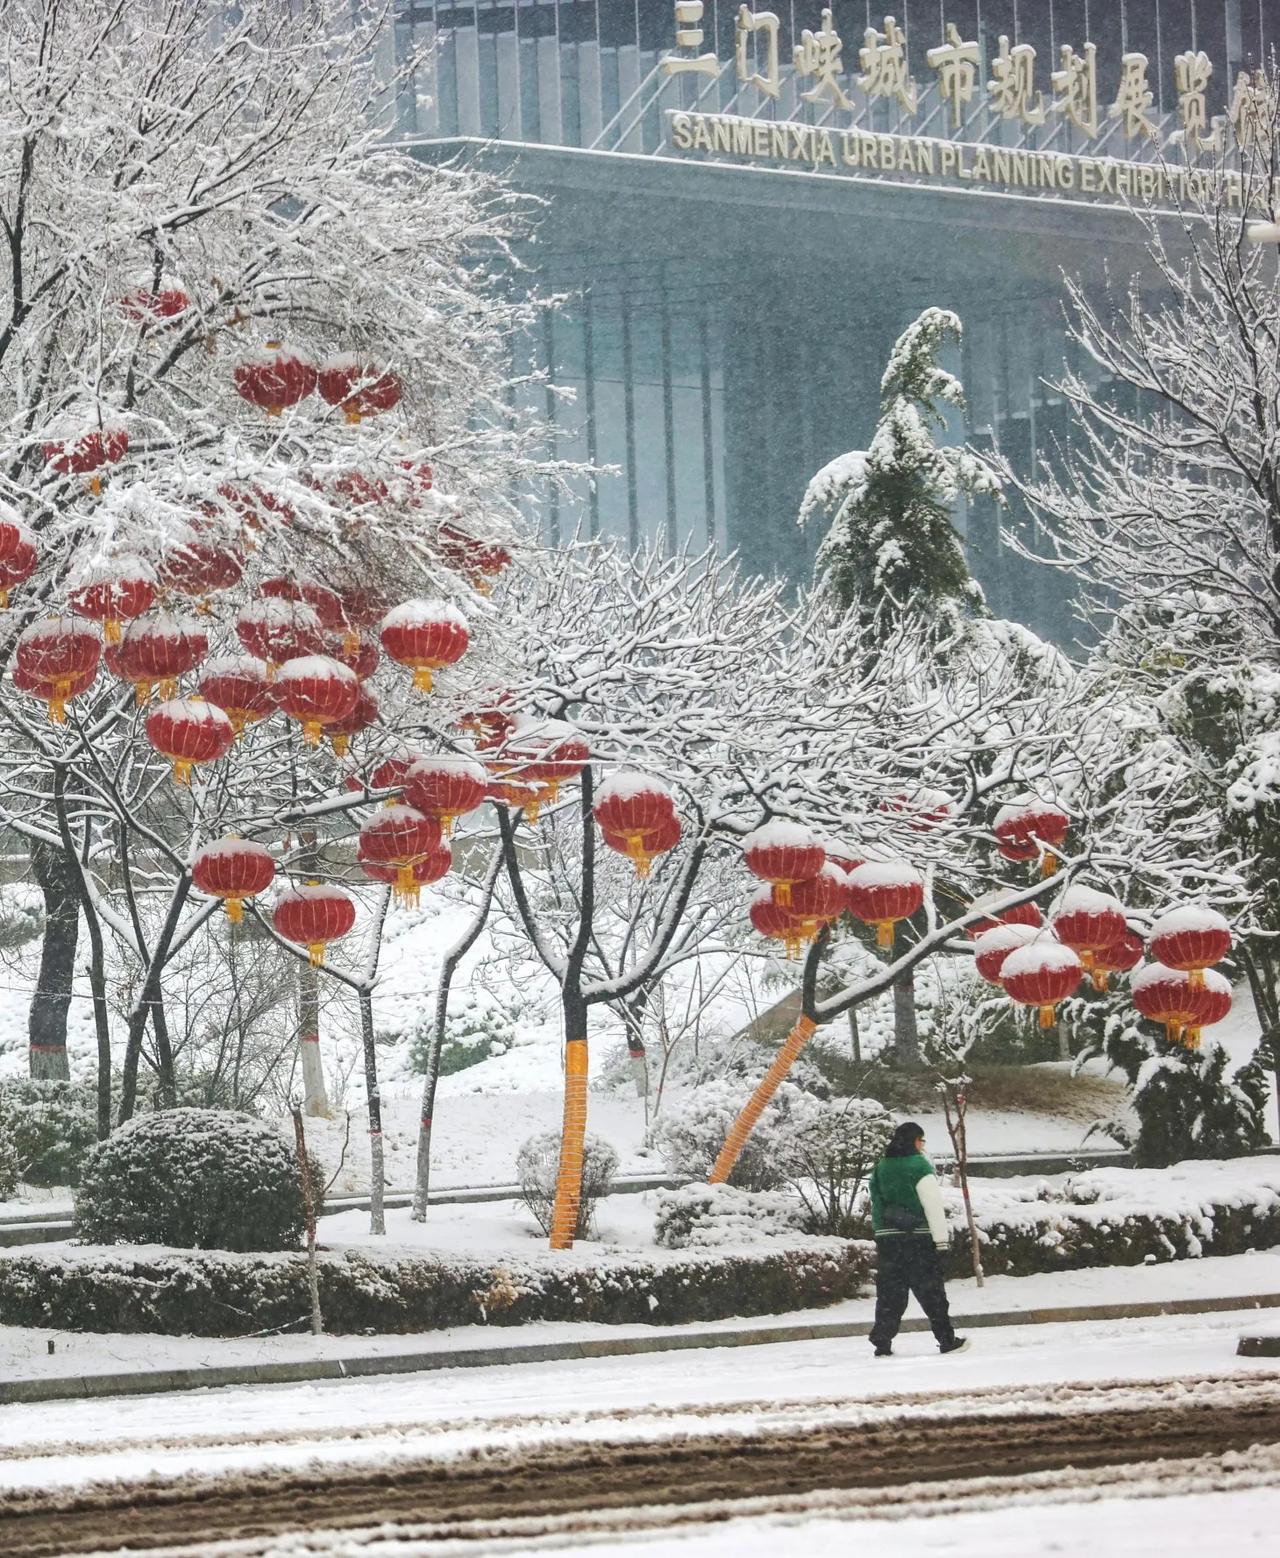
[869,1151,948,1245]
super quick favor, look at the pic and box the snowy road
[1,1307,1279,1554]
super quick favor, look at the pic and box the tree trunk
[358,985,385,1236]
[151,1002,177,1108]
[297,829,329,1116]
[118,877,191,1124]
[410,959,453,1223]
[892,969,920,1069]
[848,1004,861,1064]
[710,1014,819,1184]
[28,838,77,1081]
[549,995,590,1250]
[290,1105,323,1335]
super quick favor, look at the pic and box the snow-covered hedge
[0,1079,97,1187]
[941,1156,1280,1277]
[0,1239,874,1336]
[75,1108,316,1252]
[655,1183,808,1248]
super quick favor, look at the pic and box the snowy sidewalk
[3,1250,1279,1406]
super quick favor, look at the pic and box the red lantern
[273,883,356,968]
[119,284,190,325]
[594,773,678,879]
[110,613,208,702]
[404,754,488,834]
[235,598,326,673]
[742,821,826,909]
[1148,906,1232,988]
[358,841,451,902]
[317,357,403,423]
[273,654,359,745]
[192,839,276,924]
[145,697,234,785]
[822,840,865,878]
[846,860,925,949]
[994,800,1071,875]
[880,786,952,831]
[1001,941,1083,1028]
[0,516,37,607]
[326,685,378,757]
[358,805,444,903]
[12,660,99,723]
[260,575,347,634]
[973,923,1040,985]
[368,754,418,796]
[68,558,157,645]
[487,774,548,824]
[1051,886,1129,979]
[380,600,469,692]
[335,583,389,653]
[215,482,295,541]
[43,423,129,495]
[15,617,101,722]
[1088,929,1144,993]
[199,655,275,735]
[966,890,1043,938]
[439,523,513,592]
[749,886,813,961]
[787,864,847,925]
[160,532,243,599]
[1132,963,1201,1045]
[461,698,515,752]
[1181,968,1233,1048]
[334,635,379,680]
[233,341,317,417]
[507,718,590,803]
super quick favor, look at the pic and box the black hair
[885,1120,926,1157]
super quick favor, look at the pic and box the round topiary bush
[75,1108,315,1251]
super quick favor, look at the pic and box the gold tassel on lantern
[1039,1003,1056,1029]
[877,919,895,949]
[307,941,325,969]
[224,897,245,925]
[412,666,434,693]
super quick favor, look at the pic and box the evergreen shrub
[516,1130,618,1239]
[0,1079,97,1186]
[75,1108,316,1251]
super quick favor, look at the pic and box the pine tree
[800,307,1000,635]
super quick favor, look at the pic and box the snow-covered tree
[799,307,1001,634]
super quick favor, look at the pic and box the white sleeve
[915,1172,949,1246]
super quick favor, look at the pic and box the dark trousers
[869,1236,955,1349]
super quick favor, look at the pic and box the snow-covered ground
[3,1247,1278,1386]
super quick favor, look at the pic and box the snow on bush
[650,1078,811,1191]
[776,1097,892,1237]
[0,1124,17,1199]
[75,1108,315,1252]
[516,1130,619,1240]
[0,1079,97,1187]
[654,1183,807,1249]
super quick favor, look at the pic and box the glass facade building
[382,3,1276,639]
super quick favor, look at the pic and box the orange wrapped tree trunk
[710,1015,817,1184]
[549,1021,590,1249]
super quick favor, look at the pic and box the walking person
[867,1120,968,1358]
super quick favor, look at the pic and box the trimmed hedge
[0,1239,873,1337]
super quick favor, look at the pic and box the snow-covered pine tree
[799,307,1001,635]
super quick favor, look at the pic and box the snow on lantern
[1051,885,1129,981]
[1088,929,1144,993]
[159,531,243,601]
[439,524,512,593]
[1148,905,1232,988]
[42,422,129,495]
[334,633,379,680]
[380,600,468,693]
[506,718,590,804]
[742,821,826,910]
[273,883,356,968]
[358,805,444,903]
[260,575,347,635]
[233,341,317,417]
[0,513,37,607]
[335,583,389,654]
[821,840,865,878]
[368,754,418,796]
[880,786,953,831]
[594,772,678,879]
[1131,962,1201,1045]
[460,697,515,752]
[787,863,847,925]
[993,800,1071,875]
[145,696,234,785]
[403,754,488,834]
[972,923,1040,986]
[273,654,359,745]
[15,616,101,722]
[749,885,813,962]
[1000,940,1083,1028]
[846,859,925,949]
[1180,968,1233,1048]
[325,685,378,757]
[966,890,1043,938]
[317,357,403,423]
[192,839,276,924]
[199,655,274,736]
[118,281,190,325]
[235,598,326,675]
[68,557,157,645]
[109,612,208,703]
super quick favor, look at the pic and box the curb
[3,1290,1278,1408]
